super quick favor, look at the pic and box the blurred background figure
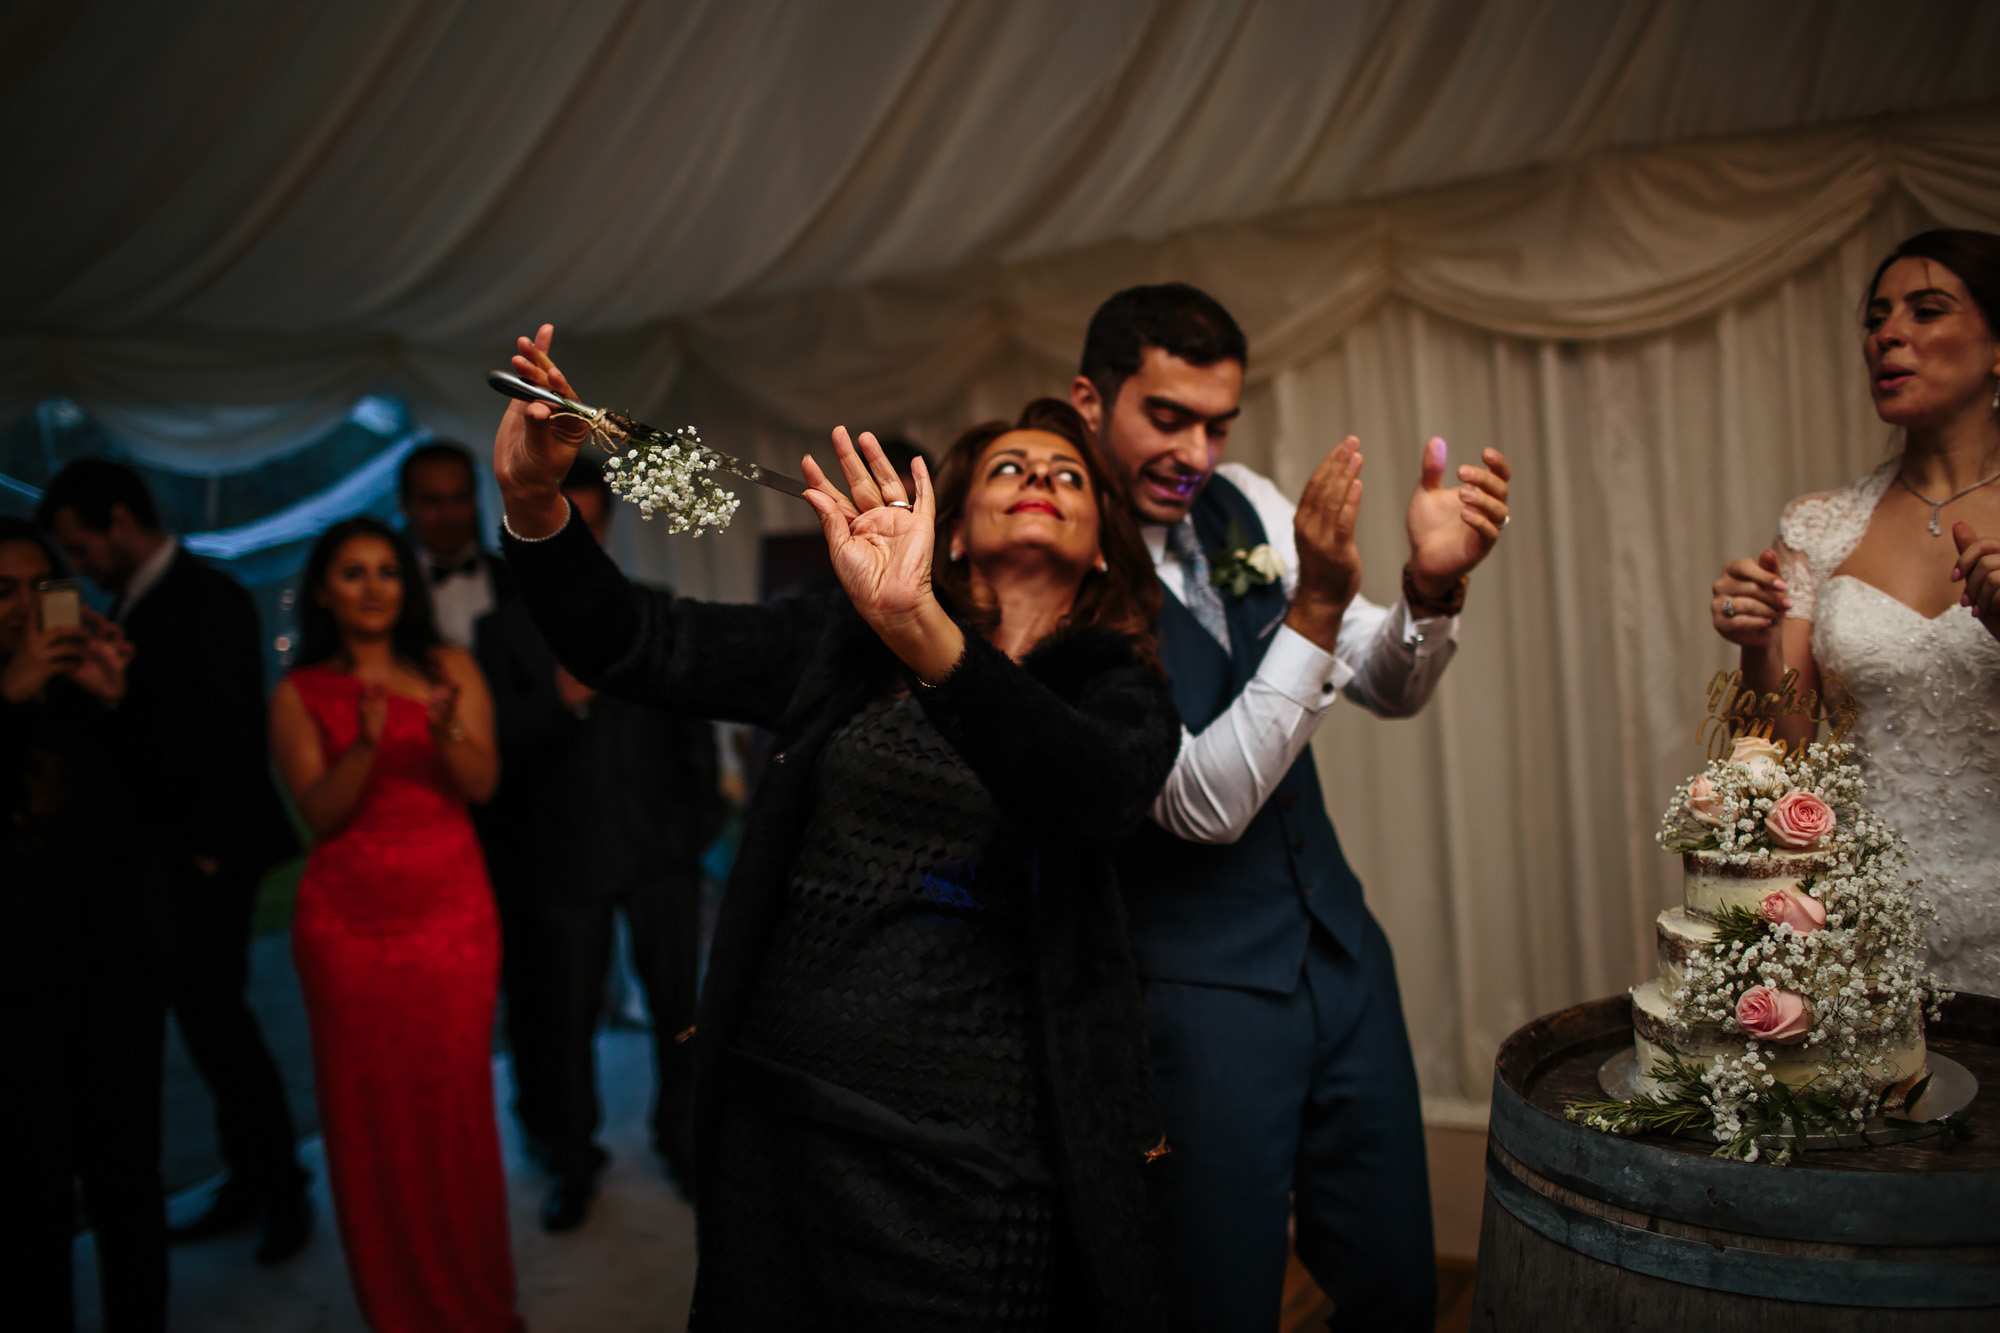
[395,439,554,1156]
[36,460,312,1266]
[399,441,514,650]
[478,459,724,1229]
[270,516,520,1332]
[0,517,167,1332]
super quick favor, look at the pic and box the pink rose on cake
[1736,986,1812,1044]
[1685,776,1725,827]
[1728,736,1787,791]
[1764,790,1835,849]
[1759,888,1826,934]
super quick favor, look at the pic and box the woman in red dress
[269,516,520,1333]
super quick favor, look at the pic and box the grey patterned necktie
[1166,519,1232,653]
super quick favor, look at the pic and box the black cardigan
[503,516,1179,1329]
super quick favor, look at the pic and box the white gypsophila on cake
[602,427,741,536]
[1569,734,1953,1163]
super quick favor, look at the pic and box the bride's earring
[949,546,964,563]
[1991,378,1999,411]
[1094,554,1109,573]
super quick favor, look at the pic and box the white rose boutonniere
[1209,520,1283,598]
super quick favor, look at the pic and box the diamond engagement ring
[1722,596,1735,618]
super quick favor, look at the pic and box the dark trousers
[494,869,556,1147]
[0,981,168,1333]
[1143,918,1435,1333]
[168,865,305,1198]
[534,868,700,1177]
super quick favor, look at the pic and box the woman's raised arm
[492,325,833,726]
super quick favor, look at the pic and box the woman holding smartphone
[0,517,163,1333]
[268,516,520,1333]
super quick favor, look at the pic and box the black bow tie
[429,556,480,585]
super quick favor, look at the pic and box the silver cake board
[1596,1048,1978,1150]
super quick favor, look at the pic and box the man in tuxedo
[38,459,312,1266]
[399,440,516,649]
[1070,285,1511,1330]
[392,438,565,1151]
[476,460,723,1230]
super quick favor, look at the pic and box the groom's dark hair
[1079,283,1247,413]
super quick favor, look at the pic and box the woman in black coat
[492,326,1180,1331]
[0,518,165,1333]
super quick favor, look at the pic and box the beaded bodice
[1777,464,2000,994]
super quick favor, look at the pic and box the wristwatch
[1402,564,1468,618]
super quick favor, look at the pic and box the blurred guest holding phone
[37,459,313,1263]
[0,518,168,1332]
[269,517,521,1333]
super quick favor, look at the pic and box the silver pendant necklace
[1898,466,2000,536]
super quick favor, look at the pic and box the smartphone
[38,579,83,632]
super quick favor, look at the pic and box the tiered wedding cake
[1575,732,1946,1161]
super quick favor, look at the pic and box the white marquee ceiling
[9,0,1999,343]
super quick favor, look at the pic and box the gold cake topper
[1698,668,1858,760]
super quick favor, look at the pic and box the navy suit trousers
[1142,916,1435,1332]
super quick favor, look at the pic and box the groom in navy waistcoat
[1071,285,1511,1330]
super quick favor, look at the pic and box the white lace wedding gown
[1777,460,2000,995]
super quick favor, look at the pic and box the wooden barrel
[1472,992,2000,1331]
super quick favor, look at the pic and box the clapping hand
[802,427,938,635]
[356,683,389,750]
[494,324,591,537]
[1954,521,2000,641]
[1405,438,1511,594]
[427,680,463,738]
[1711,550,1791,649]
[1286,437,1365,650]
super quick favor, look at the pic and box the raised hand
[1405,438,1511,595]
[802,427,937,632]
[357,683,389,750]
[493,323,592,537]
[65,608,133,704]
[1712,550,1791,649]
[0,618,84,703]
[1286,436,1364,651]
[1953,521,2000,641]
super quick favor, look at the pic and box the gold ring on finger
[1722,596,1735,618]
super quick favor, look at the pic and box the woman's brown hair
[929,398,1161,670]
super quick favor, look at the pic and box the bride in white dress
[1711,229,2000,997]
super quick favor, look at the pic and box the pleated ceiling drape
[8,0,2000,1116]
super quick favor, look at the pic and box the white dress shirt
[1147,463,1458,844]
[421,545,497,649]
[116,535,180,621]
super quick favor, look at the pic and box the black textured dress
[693,692,1062,1331]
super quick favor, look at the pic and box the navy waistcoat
[1118,475,1367,993]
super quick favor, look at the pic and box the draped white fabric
[8,0,2000,1110]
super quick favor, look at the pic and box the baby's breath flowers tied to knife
[486,369,813,536]
[1209,518,1284,598]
